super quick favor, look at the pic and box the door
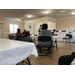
[0,23,3,38]
[35,22,42,35]
[26,23,34,35]
[48,22,56,30]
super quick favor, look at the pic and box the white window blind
[9,24,19,33]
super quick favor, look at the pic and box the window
[9,24,19,33]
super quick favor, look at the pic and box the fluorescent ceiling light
[28,15,31,18]
[71,12,75,15]
[26,14,33,18]
[44,10,50,14]
[18,19,21,21]
[60,10,65,14]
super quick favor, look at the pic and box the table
[30,35,61,50]
[30,35,61,40]
[0,39,38,65]
[55,32,75,42]
[53,36,61,50]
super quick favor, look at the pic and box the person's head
[53,29,56,32]
[42,23,48,29]
[40,25,42,28]
[24,29,26,32]
[17,28,21,33]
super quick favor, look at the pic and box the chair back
[69,35,72,38]
[19,37,29,42]
[66,34,72,38]
[38,36,51,42]
[38,36,52,47]
[8,34,16,40]
[26,31,31,38]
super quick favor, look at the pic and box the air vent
[60,10,65,14]
[60,10,71,14]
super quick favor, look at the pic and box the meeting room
[0,9,75,65]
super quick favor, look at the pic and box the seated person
[52,32,54,35]
[52,29,56,35]
[16,28,22,40]
[38,25,42,32]
[39,23,53,54]
[22,29,27,37]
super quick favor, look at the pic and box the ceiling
[0,9,75,21]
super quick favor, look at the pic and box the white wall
[48,22,56,30]
[25,23,34,35]
[35,22,42,35]
[24,18,57,35]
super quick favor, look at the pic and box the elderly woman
[16,28,22,40]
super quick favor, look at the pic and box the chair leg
[65,40,67,43]
[50,48,52,60]
[38,47,52,60]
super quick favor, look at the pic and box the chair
[19,36,33,42]
[58,52,75,65]
[53,34,57,36]
[63,34,72,43]
[38,36,53,59]
[8,34,13,39]
[26,31,31,39]
[8,34,16,40]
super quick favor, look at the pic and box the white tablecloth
[0,39,38,65]
[55,32,75,42]
[30,35,61,40]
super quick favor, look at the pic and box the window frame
[9,23,19,33]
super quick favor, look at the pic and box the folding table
[0,39,38,65]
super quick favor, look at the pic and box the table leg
[55,39,58,50]
[27,57,31,65]
[21,60,25,65]
[22,58,31,65]
[16,57,31,65]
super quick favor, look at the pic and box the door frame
[0,22,4,38]
[35,21,42,35]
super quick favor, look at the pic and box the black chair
[63,34,72,43]
[19,36,33,42]
[26,31,31,39]
[58,52,75,65]
[38,36,53,59]
[8,34,16,40]
[53,34,57,36]
[52,32,54,35]
[8,34,12,39]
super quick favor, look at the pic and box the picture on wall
[29,25,31,29]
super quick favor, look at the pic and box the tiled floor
[19,42,75,65]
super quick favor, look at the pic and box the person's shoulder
[41,29,49,32]
[47,30,52,34]
[16,32,18,34]
[46,30,51,32]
